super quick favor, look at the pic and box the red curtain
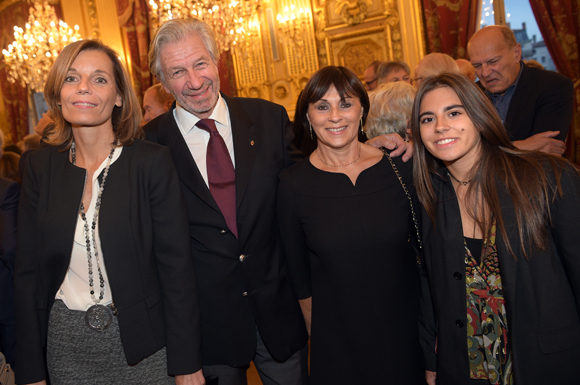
[0,2,30,143]
[422,0,479,58]
[529,0,580,163]
[116,0,153,104]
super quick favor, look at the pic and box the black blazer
[144,95,308,366]
[14,140,202,384]
[419,163,580,384]
[479,64,574,142]
[0,177,19,322]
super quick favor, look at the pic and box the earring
[360,118,364,134]
[309,122,313,140]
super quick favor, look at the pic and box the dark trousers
[0,315,15,367]
[202,329,309,385]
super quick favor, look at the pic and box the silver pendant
[85,304,113,331]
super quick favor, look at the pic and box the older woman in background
[277,66,424,384]
[365,81,416,141]
[413,73,580,384]
[413,53,460,88]
[15,40,204,385]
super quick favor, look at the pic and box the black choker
[448,170,471,186]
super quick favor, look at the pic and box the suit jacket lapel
[505,64,531,129]
[48,149,86,273]
[223,94,258,211]
[156,105,219,212]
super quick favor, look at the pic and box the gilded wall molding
[313,0,403,77]
[85,0,100,38]
[335,0,369,25]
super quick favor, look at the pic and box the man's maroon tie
[196,119,238,238]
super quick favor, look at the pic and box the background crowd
[0,16,578,385]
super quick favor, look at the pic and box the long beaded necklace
[71,140,116,331]
[316,143,361,167]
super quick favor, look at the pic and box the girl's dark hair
[297,66,369,140]
[411,72,573,259]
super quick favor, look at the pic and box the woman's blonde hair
[43,39,142,149]
[415,53,460,79]
[365,82,416,139]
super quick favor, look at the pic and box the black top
[278,156,423,384]
[465,237,483,265]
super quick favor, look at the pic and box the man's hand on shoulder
[366,133,413,162]
[513,131,566,155]
[175,370,205,385]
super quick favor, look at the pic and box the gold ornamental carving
[85,0,100,38]
[337,38,381,73]
[335,0,369,25]
[315,0,404,76]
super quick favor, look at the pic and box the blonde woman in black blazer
[15,40,204,385]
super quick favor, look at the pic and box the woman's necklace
[448,170,472,186]
[316,143,361,167]
[71,140,116,331]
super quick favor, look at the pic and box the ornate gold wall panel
[231,0,319,119]
[312,0,404,79]
[225,0,426,118]
[232,30,270,100]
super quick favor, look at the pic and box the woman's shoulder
[122,139,172,163]
[26,144,65,166]
[280,157,315,179]
[525,153,579,185]
[380,149,413,182]
[125,138,168,153]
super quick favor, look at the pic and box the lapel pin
[250,140,255,146]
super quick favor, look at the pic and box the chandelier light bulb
[149,0,263,55]
[2,0,83,91]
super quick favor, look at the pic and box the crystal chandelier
[149,0,261,55]
[277,3,311,55]
[2,1,82,93]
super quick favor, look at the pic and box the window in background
[478,0,557,71]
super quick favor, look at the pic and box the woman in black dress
[277,66,424,384]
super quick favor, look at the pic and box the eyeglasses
[410,77,423,86]
[364,78,378,88]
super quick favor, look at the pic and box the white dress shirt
[55,147,123,311]
[173,94,234,187]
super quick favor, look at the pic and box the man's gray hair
[149,18,219,82]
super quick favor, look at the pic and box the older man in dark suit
[143,18,308,385]
[468,25,574,155]
[0,176,19,367]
